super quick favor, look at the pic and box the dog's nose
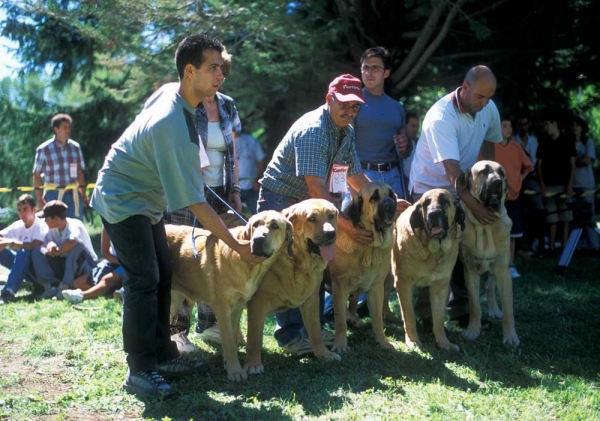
[490,178,503,191]
[382,198,396,218]
[251,236,267,255]
[427,208,446,226]
[323,224,336,243]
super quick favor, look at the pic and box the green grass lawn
[1,235,599,420]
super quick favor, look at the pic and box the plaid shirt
[196,92,241,200]
[32,137,86,186]
[260,105,361,200]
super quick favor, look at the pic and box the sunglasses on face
[332,95,361,113]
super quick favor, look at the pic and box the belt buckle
[377,163,387,172]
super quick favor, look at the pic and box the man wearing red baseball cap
[256,74,410,358]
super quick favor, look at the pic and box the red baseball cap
[328,74,365,104]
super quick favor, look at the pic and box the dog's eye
[269,222,280,230]
[252,221,261,228]
[308,216,317,222]
[328,213,335,220]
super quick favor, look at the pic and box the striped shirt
[260,105,361,201]
[32,138,86,186]
[196,92,241,200]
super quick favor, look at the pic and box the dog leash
[191,185,248,259]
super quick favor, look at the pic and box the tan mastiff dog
[166,210,293,382]
[328,182,397,352]
[455,160,520,345]
[393,189,465,351]
[244,198,341,374]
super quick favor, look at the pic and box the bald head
[460,65,497,115]
[464,65,496,85]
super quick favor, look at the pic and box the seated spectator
[31,200,97,299]
[537,112,576,256]
[61,227,126,304]
[0,194,48,303]
[480,117,533,277]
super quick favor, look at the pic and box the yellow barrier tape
[0,184,96,193]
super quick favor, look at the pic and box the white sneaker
[509,266,521,279]
[62,289,84,304]
[171,332,198,355]
[199,325,222,346]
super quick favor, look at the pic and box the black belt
[361,161,398,172]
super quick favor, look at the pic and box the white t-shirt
[574,137,596,189]
[45,218,98,261]
[0,218,48,244]
[409,89,502,194]
[204,122,227,187]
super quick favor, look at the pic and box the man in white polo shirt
[409,65,503,329]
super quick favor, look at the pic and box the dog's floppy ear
[346,194,363,227]
[455,169,471,194]
[454,200,465,231]
[409,203,425,231]
[285,220,294,256]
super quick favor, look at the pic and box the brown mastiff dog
[244,198,341,374]
[392,189,464,351]
[456,160,520,345]
[166,210,293,382]
[328,182,397,352]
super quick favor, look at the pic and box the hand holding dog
[236,242,268,264]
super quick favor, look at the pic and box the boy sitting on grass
[31,200,97,300]
[0,194,48,303]
[62,227,126,304]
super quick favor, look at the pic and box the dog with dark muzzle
[326,182,398,353]
[392,188,465,351]
[455,160,519,346]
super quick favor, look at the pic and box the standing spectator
[537,111,576,256]
[258,73,410,356]
[402,111,420,191]
[0,194,47,303]
[236,131,266,215]
[159,47,244,352]
[31,200,97,299]
[571,115,598,251]
[482,117,533,278]
[409,65,502,328]
[512,113,544,255]
[90,34,264,397]
[354,47,410,201]
[61,227,127,304]
[33,114,89,220]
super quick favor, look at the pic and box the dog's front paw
[503,331,520,346]
[404,334,422,349]
[244,363,264,375]
[316,349,342,361]
[346,315,366,329]
[376,337,395,350]
[462,326,481,340]
[487,307,503,319]
[224,361,248,382]
[331,343,351,354]
[438,341,460,352]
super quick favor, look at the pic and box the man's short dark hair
[360,46,391,69]
[540,110,563,126]
[406,111,419,123]
[51,114,72,129]
[40,200,68,220]
[175,33,224,79]
[17,194,36,209]
[501,115,512,123]
[572,115,589,138]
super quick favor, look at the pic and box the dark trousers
[102,216,179,373]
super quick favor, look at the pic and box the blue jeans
[44,190,84,221]
[257,188,327,346]
[363,167,409,200]
[31,243,96,288]
[241,188,260,215]
[0,248,37,294]
[102,216,179,373]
